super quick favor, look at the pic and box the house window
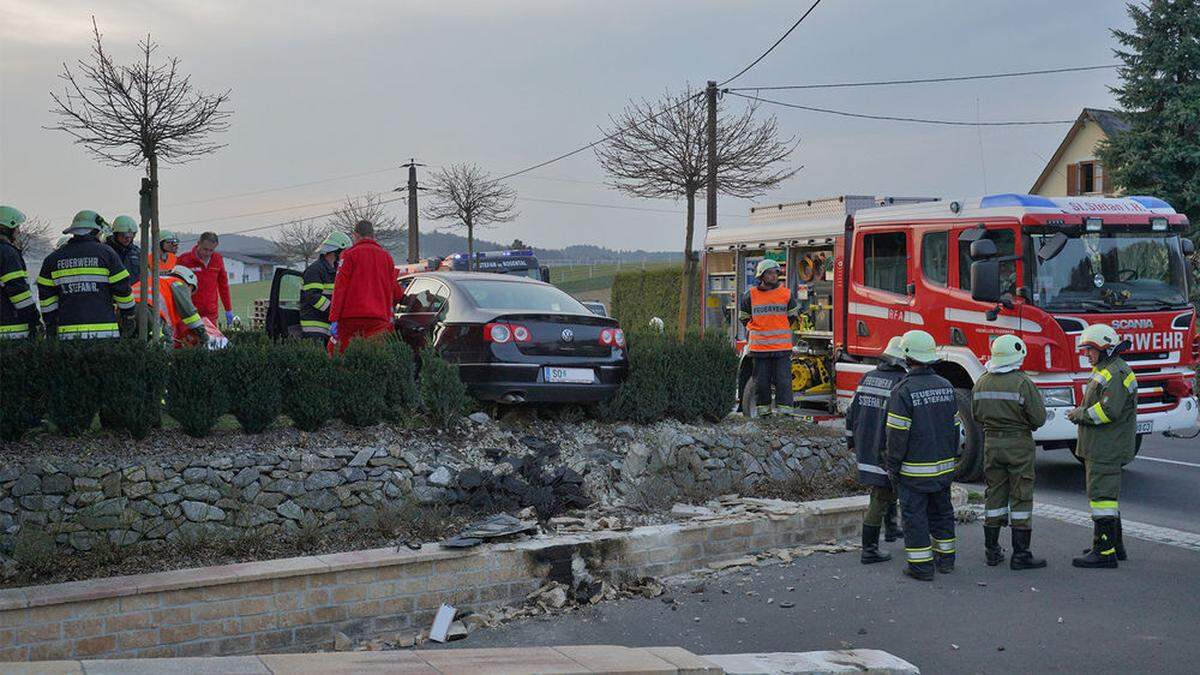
[862,231,908,295]
[921,231,948,285]
[1068,160,1104,195]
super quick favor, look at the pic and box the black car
[267,268,628,403]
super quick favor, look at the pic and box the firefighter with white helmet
[972,334,1048,570]
[106,215,142,285]
[1070,323,1136,569]
[132,264,207,347]
[738,258,800,416]
[300,231,352,345]
[847,335,907,565]
[885,329,960,580]
[0,205,40,340]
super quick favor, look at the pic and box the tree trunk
[149,153,162,341]
[676,188,698,341]
[137,179,150,340]
[466,216,475,271]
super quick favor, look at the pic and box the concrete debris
[446,621,468,641]
[429,604,457,643]
[709,556,758,571]
[334,631,352,652]
[671,503,717,518]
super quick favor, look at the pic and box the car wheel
[741,377,758,418]
[1067,440,1085,464]
[954,388,985,482]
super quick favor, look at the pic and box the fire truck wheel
[953,388,985,482]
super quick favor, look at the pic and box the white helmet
[170,265,198,289]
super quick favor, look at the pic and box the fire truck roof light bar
[1128,196,1173,210]
[979,193,1059,209]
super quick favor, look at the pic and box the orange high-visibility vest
[747,285,793,352]
[146,251,177,276]
[132,277,185,341]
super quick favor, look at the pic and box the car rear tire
[741,376,758,419]
[954,388,985,482]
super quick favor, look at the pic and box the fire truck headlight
[1040,387,1075,407]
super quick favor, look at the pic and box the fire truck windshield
[1029,231,1189,311]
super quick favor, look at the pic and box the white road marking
[959,503,1200,552]
[1137,455,1200,469]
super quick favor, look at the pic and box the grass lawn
[550,261,673,295]
[228,279,272,320]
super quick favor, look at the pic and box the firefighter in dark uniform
[1070,324,1137,569]
[847,336,908,564]
[972,335,1048,570]
[885,330,960,581]
[0,206,41,340]
[300,231,351,345]
[36,211,136,340]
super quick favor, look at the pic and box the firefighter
[1069,324,1136,569]
[847,336,907,565]
[36,211,136,340]
[972,335,1048,570]
[132,265,208,348]
[300,231,351,345]
[105,215,142,285]
[1,205,40,340]
[738,258,799,416]
[885,329,959,581]
[147,229,179,276]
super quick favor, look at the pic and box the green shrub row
[601,329,738,424]
[610,265,700,334]
[0,333,467,441]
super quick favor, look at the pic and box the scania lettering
[701,194,1197,481]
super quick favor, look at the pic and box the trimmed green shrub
[692,330,739,422]
[0,340,47,441]
[382,337,419,423]
[224,342,283,433]
[610,265,699,334]
[419,350,468,428]
[166,348,228,437]
[335,339,390,427]
[602,329,737,424]
[604,330,673,423]
[99,339,169,439]
[281,340,337,432]
[43,341,105,436]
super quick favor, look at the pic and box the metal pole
[406,161,420,263]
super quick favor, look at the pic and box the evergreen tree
[1098,0,1200,241]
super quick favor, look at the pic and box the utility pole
[706,80,718,231]
[401,160,424,263]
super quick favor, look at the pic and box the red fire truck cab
[701,194,1197,480]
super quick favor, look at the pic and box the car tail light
[485,323,512,343]
[484,322,531,343]
[599,328,626,347]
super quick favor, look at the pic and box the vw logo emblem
[560,329,575,342]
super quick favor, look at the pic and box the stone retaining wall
[0,496,867,662]
[0,419,851,557]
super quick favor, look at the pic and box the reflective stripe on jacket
[1075,356,1137,466]
[744,285,794,353]
[133,277,202,345]
[885,365,960,492]
[0,239,38,339]
[971,370,1047,446]
[300,257,337,335]
[846,362,907,487]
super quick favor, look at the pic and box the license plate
[544,367,594,384]
[1136,420,1153,435]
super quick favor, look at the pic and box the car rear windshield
[458,279,588,313]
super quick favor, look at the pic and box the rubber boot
[1115,516,1127,561]
[903,564,934,581]
[1072,519,1119,569]
[1009,528,1046,570]
[984,525,1005,567]
[934,553,954,574]
[860,525,892,565]
[883,501,903,542]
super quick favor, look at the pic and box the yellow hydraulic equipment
[791,354,832,395]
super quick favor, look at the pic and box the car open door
[266,267,303,340]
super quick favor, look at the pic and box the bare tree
[595,86,798,331]
[12,217,55,260]
[272,220,329,267]
[424,163,519,269]
[47,18,232,338]
[327,194,406,255]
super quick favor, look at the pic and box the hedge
[610,265,700,334]
[601,329,737,424]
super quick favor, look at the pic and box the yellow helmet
[900,329,939,364]
[989,334,1027,369]
[1079,324,1121,351]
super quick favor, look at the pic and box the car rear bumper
[457,363,626,403]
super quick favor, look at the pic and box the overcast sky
[1,0,1131,252]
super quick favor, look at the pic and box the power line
[220,194,410,237]
[728,91,1076,126]
[726,63,1117,91]
[164,166,402,207]
[517,194,748,219]
[170,191,405,227]
[719,0,824,86]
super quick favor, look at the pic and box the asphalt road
[1020,433,1199,534]
[431,518,1200,673]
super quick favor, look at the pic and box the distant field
[223,261,674,320]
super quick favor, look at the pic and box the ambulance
[701,194,1197,480]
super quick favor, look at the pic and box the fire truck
[701,194,1198,480]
